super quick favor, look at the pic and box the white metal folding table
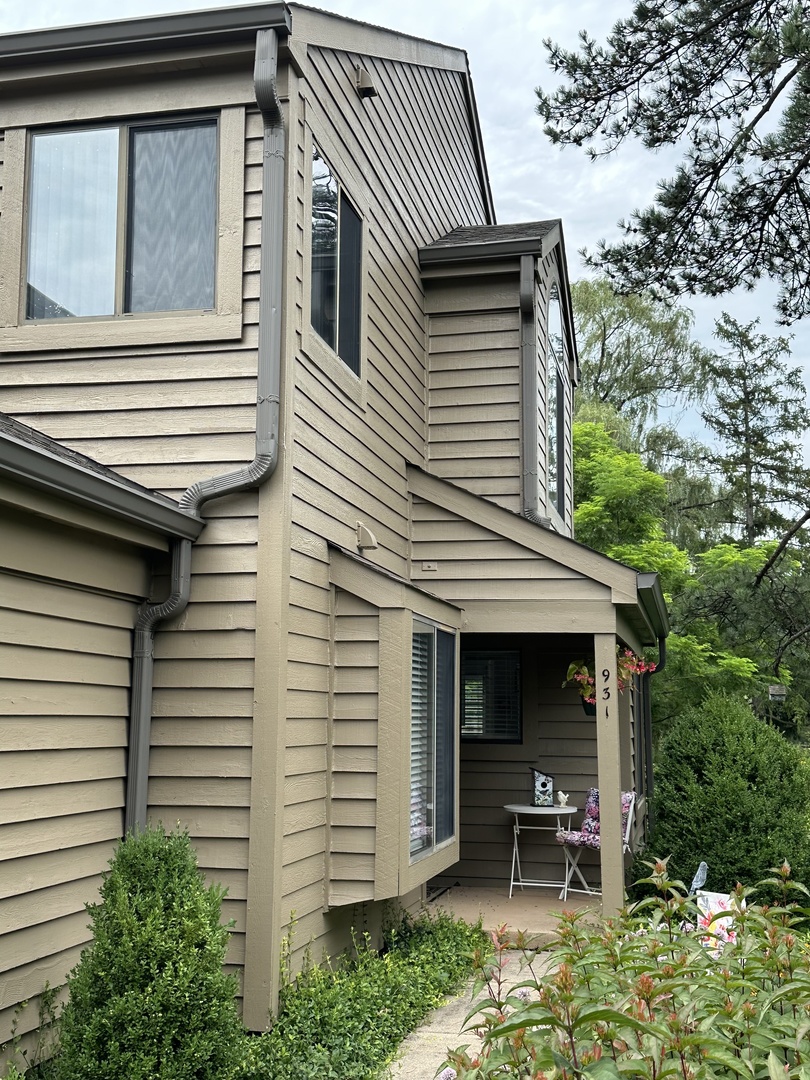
[504,803,578,898]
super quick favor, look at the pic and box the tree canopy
[538,1,810,322]
[571,278,710,430]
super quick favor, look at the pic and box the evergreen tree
[538,1,810,322]
[699,314,810,544]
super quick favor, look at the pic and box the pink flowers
[563,647,657,704]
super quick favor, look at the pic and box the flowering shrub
[564,648,656,704]
[442,859,810,1080]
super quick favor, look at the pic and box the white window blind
[461,650,521,742]
[410,621,455,860]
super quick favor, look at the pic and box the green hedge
[640,694,810,891]
[246,912,489,1080]
[55,826,246,1080]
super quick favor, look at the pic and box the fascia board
[0,4,291,66]
[407,464,638,594]
[636,572,670,637]
[0,432,203,541]
[419,223,562,267]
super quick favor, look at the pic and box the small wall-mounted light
[356,521,378,550]
[355,65,378,99]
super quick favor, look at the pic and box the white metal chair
[556,789,635,901]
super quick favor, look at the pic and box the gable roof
[408,465,668,642]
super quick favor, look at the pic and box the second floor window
[26,118,217,320]
[547,283,566,517]
[311,145,362,374]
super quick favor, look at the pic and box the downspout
[642,634,667,833]
[519,253,551,528]
[125,27,286,832]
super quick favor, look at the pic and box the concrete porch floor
[426,884,601,944]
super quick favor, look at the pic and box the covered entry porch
[431,630,657,912]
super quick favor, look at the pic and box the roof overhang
[0,427,204,541]
[419,221,562,268]
[0,3,291,67]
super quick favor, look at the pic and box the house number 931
[601,667,611,709]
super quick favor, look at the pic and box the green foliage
[571,278,710,432]
[55,825,246,1080]
[698,315,810,544]
[246,911,487,1080]
[538,1,810,323]
[644,695,810,891]
[446,861,810,1079]
[572,421,667,550]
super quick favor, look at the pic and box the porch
[429,632,650,912]
[426,883,599,943]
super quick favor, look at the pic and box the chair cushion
[556,828,601,849]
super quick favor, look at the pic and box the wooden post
[594,632,624,912]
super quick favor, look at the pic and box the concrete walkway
[386,886,597,1079]
[387,950,555,1079]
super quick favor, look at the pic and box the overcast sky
[1,0,805,396]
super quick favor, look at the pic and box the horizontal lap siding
[329,590,379,906]
[426,274,522,512]
[0,539,140,1043]
[281,42,488,965]
[410,498,600,604]
[0,106,262,993]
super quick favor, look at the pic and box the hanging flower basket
[563,647,656,707]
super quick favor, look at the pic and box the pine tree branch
[754,508,810,587]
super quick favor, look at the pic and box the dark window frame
[410,619,456,861]
[24,114,219,322]
[310,143,362,375]
[547,282,567,518]
[461,649,522,743]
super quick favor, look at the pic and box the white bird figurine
[690,861,708,893]
[557,791,569,807]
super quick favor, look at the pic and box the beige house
[0,1,668,1042]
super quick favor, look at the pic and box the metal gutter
[636,571,670,640]
[0,4,290,66]
[0,430,203,541]
[125,25,287,832]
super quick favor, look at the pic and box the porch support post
[594,632,624,912]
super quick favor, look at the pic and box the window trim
[545,277,568,529]
[302,128,368,407]
[409,617,457,864]
[0,105,245,353]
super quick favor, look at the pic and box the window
[547,283,566,516]
[311,145,362,374]
[26,119,217,320]
[461,650,521,742]
[410,620,455,860]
